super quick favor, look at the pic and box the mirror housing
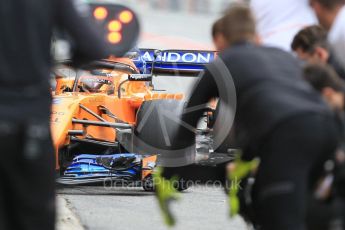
[127,49,161,81]
[125,51,140,59]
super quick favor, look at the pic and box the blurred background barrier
[108,0,240,15]
[97,0,242,50]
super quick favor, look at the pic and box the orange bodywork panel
[141,155,158,180]
[51,57,184,170]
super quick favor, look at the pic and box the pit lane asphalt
[57,185,248,230]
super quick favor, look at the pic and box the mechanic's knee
[254,182,307,230]
[258,181,296,202]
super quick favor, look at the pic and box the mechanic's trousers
[252,114,338,230]
[0,120,55,230]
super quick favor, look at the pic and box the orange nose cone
[94,7,108,20]
[119,10,133,24]
[108,20,122,32]
[107,32,122,44]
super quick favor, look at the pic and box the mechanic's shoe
[227,153,259,218]
[153,167,180,227]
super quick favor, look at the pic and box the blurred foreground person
[304,64,345,229]
[310,0,345,68]
[157,5,338,230]
[249,0,317,51]
[0,0,107,229]
[291,25,345,80]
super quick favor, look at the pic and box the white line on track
[56,196,85,230]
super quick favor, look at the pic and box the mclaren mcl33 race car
[52,49,233,189]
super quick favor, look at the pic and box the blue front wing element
[57,154,143,185]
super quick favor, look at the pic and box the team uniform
[166,42,338,230]
[0,0,107,229]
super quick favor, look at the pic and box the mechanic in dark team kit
[303,64,345,229]
[0,0,108,229]
[159,5,339,230]
[291,25,345,80]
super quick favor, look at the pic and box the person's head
[309,0,345,30]
[291,25,330,64]
[219,4,257,48]
[212,18,228,51]
[304,64,345,110]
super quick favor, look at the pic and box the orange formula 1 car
[52,49,220,187]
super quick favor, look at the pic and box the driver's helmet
[81,79,104,92]
[80,70,114,93]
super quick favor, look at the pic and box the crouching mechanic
[304,64,345,195]
[155,5,338,230]
[304,64,345,229]
[0,0,109,229]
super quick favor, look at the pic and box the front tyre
[142,175,154,192]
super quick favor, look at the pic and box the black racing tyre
[133,99,196,167]
[174,179,189,191]
[141,175,189,192]
[142,175,155,192]
[58,147,69,176]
